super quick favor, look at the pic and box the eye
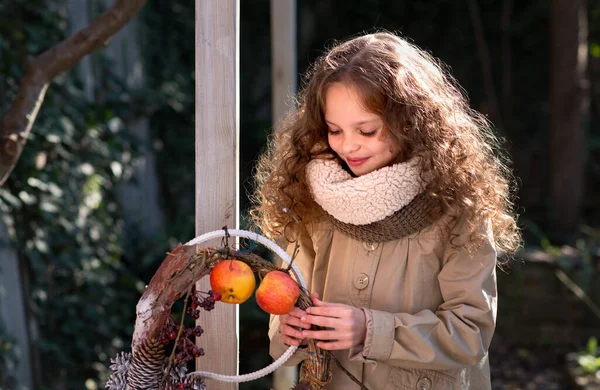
[359,128,379,137]
[327,128,342,136]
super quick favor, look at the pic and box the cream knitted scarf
[306,158,441,242]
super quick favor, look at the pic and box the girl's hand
[278,307,311,347]
[300,293,367,351]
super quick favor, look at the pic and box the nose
[341,132,360,154]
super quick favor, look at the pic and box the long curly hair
[250,32,521,257]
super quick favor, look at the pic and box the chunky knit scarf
[306,158,442,243]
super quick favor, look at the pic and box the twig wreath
[105,205,368,389]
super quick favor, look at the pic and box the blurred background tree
[0,0,598,389]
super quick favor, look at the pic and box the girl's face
[324,82,404,176]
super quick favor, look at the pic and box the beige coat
[269,214,497,390]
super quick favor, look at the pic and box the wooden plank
[195,1,239,389]
[0,217,33,388]
[271,0,298,126]
[270,1,297,388]
[99,0,166,243]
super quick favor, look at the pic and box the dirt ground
[489,341,575,390]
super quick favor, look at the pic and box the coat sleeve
[268,224,315,365]
[354,219,498,370]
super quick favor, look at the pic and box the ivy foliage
[0,0,157,388]
[141,1,196,245]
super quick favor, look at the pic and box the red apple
[255,270,300,315]
[210,259,256,304]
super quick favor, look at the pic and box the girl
[251,32,521,390]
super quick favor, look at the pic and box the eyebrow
[325,118,382,127]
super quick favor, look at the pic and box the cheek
[387,140,406,162]
[327,135,338,150]
[377,133,398,155]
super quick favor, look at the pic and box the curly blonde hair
[250,32,521,256]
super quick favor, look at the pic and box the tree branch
[0,0,147,186]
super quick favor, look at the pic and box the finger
[301,329,339,341]
[281,324,305,340]
[285,315,311,329]
[280,334,302,347]
[280,309,307,326]
[315,340,348,351]
[287,307,306,318]
[306,301,347,314]
[310,293,327,307]
[305,305,347,318]
[282,313,308,329]
[311,293,339,308]
[301,314,338,328]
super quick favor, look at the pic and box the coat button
[354,273,369,290]
[362,242,379,251]
[416,377,432,390]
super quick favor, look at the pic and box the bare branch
[0,0,148,186]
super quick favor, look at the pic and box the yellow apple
[255,270,300,315]
[209,259,256,304]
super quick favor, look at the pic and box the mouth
[345,157,369,167]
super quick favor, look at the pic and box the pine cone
[163,363,207,390]
[167,362,188,383]
[105,352,131,390]
[183,377,207,390]
[127,338,167,389]
[106,347,207,390]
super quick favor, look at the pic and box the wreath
[103,225,336,390]
[105,207,372,390]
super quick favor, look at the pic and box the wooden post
[271,0,298,126]
[270,1,297,388]
[195,1,239,389]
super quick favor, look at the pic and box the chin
[351,166,375,176]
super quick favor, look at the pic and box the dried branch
[0,0,148,186]
[131,244,212,352]
[160,284,194,389]
[555,268,600,322]
[326,351,370,390]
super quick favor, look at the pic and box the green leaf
[588,337,598,356]
[590,43,600,58]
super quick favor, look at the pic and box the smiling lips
[346,157,369,167]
